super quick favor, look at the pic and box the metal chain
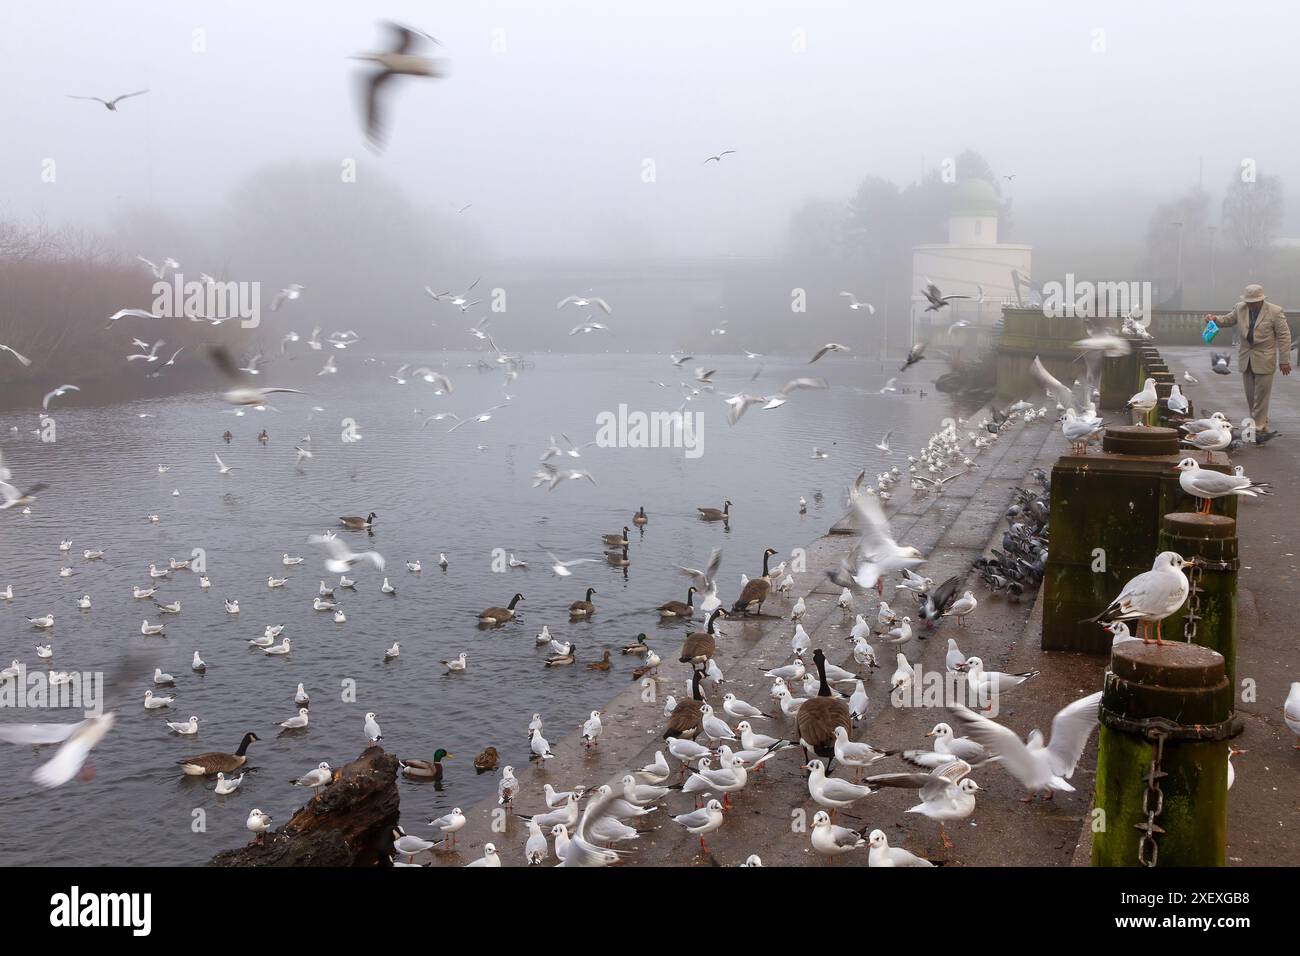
[1182,558,1203,644]
[1136,728,1169,867]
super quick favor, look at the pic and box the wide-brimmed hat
[1243,283,1266,303]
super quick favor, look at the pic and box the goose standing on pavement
[732,548,778,615]
[796,649,852,768]
[663,670,706,740]
[679,608,727,664]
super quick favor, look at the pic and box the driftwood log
[208,746,399,867]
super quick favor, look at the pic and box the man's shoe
[1256,429,1280,445]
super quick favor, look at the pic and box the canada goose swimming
[177,732,259,776]
[680,608,728,664]
[697,500,732,522]
[545,643,577,667]
[400,748,450,781]
[601,526,631,546]
[622,633,650,654]
[796,649,852,768]
[732,549,778,615]
[568,587,597,619]
[605,545,629,567]
[479,593,524,624]
[657,586,697,619]
[633,507,648,526]
[663,670,706,740]
[339,512,377,530]
[586,650,612,671]
[474,746,499,775]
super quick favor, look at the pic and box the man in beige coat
[1206,284,1291,444]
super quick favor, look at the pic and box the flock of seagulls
[6,20,1286,871]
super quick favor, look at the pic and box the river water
[0,350,960,864]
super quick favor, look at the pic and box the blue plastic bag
[1202,319,1219,344]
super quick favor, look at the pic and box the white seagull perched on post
[1127,377,1158,419]
[1086,551,1190,645]
[1174,458,1271,514]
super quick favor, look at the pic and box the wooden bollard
[1092,642,1240,867]
[1157,513,1239,683]
[1100,347,1140,410]
[1043,426,1235,654]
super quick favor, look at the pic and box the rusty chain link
[1182,557,1203,644]
[1136,728,1169,867]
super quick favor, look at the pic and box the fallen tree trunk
[208,746,400,867]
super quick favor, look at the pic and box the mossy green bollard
[1092,642,1241,867]
[1157,513,1239,683]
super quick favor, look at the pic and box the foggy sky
[5,1,1300,262]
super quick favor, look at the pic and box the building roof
[951,178,1000,217]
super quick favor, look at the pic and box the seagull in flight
[135,256,179,279]
[557,295,612,314]
[42,385,79,410]
[0,344,32,367]
[214,454,234,476]
[543,550,600,577]
[353,21,445,149]
[839,292,875,313]
[447,403,509,432]
[271,284,304,311]
[127,341,165,364]
[809,343,850,364]
[703,149,736,164]
[69,90,149,112]
[921,280,973,312]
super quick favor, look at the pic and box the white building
[911,178,1032,349]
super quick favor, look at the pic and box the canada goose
[697,500,732,522]
[479,593,524,624]
[796,649,852,768]
[663,670,706,739]
[586,650,612,671]
[339,512,377,530]
[680,608,728,664]
[732,548,778,615]
[633,507,648,526]
[400,748,450,781]
[605,545,629,567]
[474,746,499,775]
[601,526,631,546]
[568,587,597,619]
[177,732,259,776]
[657,586,696,619]
[545,643,577,667]
[621,633,650,654]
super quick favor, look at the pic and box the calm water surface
[0,351,958,864]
